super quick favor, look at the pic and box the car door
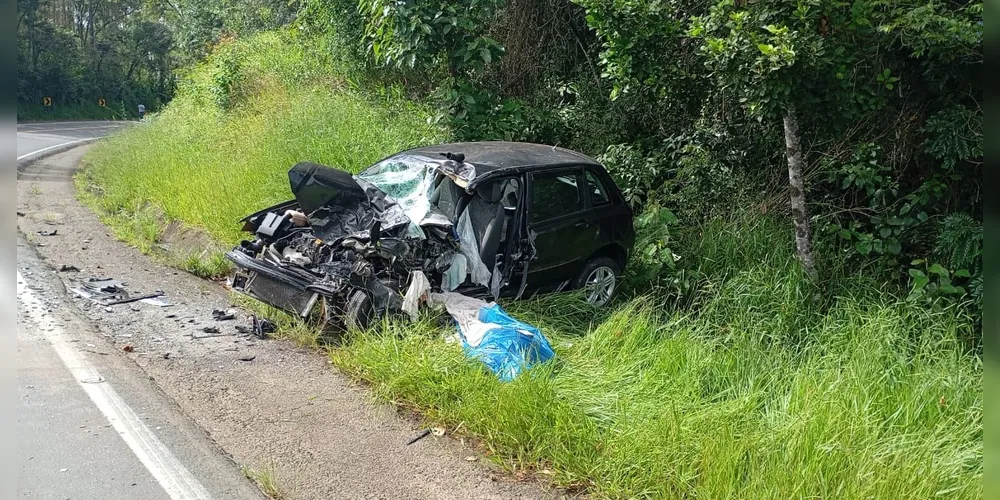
[523,167,598,289]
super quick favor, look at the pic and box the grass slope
[78,32,445,273]
[77,31,982,499]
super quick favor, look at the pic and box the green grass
[333,251,981,499]
[75,29,982,500]
[241,462,287,499]
[77,32,446,267]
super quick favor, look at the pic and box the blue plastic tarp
[459,303,555,382]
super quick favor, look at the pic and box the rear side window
[530,171,582,223]
[585,170,610,206]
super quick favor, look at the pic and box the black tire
[344,290,375,330]
[574,256,621,306]
[312,296,345,343]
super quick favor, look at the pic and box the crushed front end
[226,158,484,328]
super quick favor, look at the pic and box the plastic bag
[463,304,555,382]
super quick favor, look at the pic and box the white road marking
[17,271,214,500]
[17,137,99,161]
[20,126,123,134]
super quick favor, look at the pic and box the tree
[360,0,503,76]
[688,1,894,281]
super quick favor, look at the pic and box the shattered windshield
[357,155,438,230]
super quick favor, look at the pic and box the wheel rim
[585,266,616,306]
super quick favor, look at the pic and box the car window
[530,171,582,223]
[585,170,610,206]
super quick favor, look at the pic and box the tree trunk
[782,104,819,282]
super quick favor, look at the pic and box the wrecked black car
[226,141,635,329]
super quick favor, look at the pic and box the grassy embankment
[77,32,982,499]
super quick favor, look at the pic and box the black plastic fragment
[212,309,236,321]
[406,429,431,445]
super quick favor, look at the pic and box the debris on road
[58,264,79,272]
[71,277,130,302]
[238,354,256,362]
[406,429,431,445]
[103,292,166,306]
[250,315,276,339]
[36,229,57,236]
[202,326,220,334]
[122,344,134,352]
[212,308,236,321]
[70,277,171,307]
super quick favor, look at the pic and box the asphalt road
[17,121,263,500]
[16,121,130,161]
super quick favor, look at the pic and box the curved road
[17,121,128,162]
[17,122,263,500]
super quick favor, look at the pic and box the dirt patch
[156,218,224,261]
[17,146,561,500]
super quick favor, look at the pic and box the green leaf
[954,269,972,278]
[856,240,872,255]
[908,268,926,279]
[658,208,678,224]
[929,263,948,277]
[479,47,491,64]
[757,43,775,55]
[887,240,901,254]
[879,227,892,238]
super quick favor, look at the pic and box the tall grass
[76,30,982,500]
[78,32,446,251]
[334,251,982,498]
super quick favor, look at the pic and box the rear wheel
[574,257,620,307]
[344,290,375,330]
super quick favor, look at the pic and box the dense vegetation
[72,0,982,497]
[17,0,301,118]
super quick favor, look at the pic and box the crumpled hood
[288,162,368,214]
[287,162,412,242]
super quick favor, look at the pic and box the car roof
[395,141,601,173]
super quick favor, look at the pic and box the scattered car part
[406,429,431,445]
[212,309,236,321]
[103,292,165,307]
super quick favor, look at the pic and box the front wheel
[344,290,375,330]
[574,257,620,307]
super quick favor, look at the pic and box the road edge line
[17,271,215,500]
[17,138,99,172]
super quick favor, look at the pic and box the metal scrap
[70,277,171,307]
